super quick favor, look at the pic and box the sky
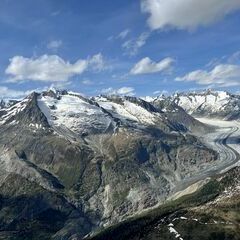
[0,0,240,98]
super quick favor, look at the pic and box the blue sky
[0,0,240,98]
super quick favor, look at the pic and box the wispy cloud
[153,90,168,95]
[228,51,240,64]
[51,10,61,17]
[117,29,131,40]
[88,53,108,72]
[81,79,94,85]
[47,40,63,51]
[206,51,240,68]
[108,29,131,42]
[122,32,150,56]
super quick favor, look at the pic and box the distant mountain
[0,89,218,239]
[152,96,210,133]
[171,90,240,120]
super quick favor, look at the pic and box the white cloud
[117,29,131,39]
[122,32,150,56]
[5,54,107,83]
[47,40,62,50]
[101,87,135,96]
[130,57,174,75]
[141,0,240,30]
[176,64,240,87]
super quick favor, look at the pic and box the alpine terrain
[0,89,239,240]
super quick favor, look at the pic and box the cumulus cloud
[176,64,240,87]
[47,40,62,50]
[122,32,150,56]
[130,57,174,75]
[101,87,135,96]
[141,0,240,30]
[5,54,107,83]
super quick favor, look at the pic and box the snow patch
[168,226,183,239]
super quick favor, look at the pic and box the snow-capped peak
[172,90,240,120]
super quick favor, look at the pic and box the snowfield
[96,96,160,125]
[38,94,115,135]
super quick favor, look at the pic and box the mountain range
[0,89,239,240]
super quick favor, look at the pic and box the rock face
[0,90,219,239]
